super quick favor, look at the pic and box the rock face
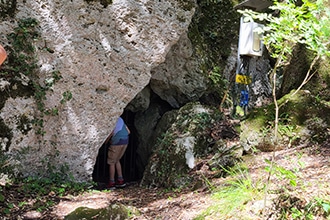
[0,0,196,181]
[0,0,275,184]
[150,33,209,108]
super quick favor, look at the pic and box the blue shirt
[111,117,129,145]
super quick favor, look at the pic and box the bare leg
[109,163,116,181]
[115,161,123,178]
[115,161,126,187]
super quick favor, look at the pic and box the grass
[195,151,330,220]
[194,164,264,220]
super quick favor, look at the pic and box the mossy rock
[187,1,240,102]
[65,204,138,220]
[140,102,238,188]
[240,90,330,152]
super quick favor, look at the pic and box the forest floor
[1,142,330,220]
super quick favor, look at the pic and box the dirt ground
[2,143,330,220]
[54,144,330,219]
[52,183,213,220]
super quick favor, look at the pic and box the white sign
[238,17,264,57]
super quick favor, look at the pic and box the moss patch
[0,18,38,112]
[189,1,239,62]
[309,56,330,102]
[241,90,330,152]
[65,204,138,220]
[0,17,39,109]
[279,45,316,97]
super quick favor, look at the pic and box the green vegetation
[198,0,330,210]
[0,161,94,217]
[2,18,48,136]
[188,1,240,107]
[239,0,330,143]
[0,1,329,219]
[0,150,14,179]
[143,102,240,189]
[0,17,71,138]
[19,170,88,198]
[238,2,330,216]
[273,195,330,220]
[152,104,217,188]
[154,131,190,188]
[7,18,39,76]
[196,159,330,220]
[241,89,330,154]
[0,18,38,110]
[195,164,264,220]
[0,17,76,217]
[65,204,139,220]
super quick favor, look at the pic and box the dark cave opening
[92,110,140,184]
[92,89,175,186]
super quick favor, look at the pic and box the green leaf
[322,203,330,213]
[0,193,4,202]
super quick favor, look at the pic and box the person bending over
[106,116,130,189]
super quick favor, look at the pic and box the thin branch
[263,49,285,217]
[290,54,320,97]
[279,54,320,109]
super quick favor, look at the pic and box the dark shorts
[107,144,127,164]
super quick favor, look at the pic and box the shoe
[115,179,126,188]
[106,181,116,190]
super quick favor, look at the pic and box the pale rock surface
[150,33,209,108]
[0,0,196,181]
[125,86,151,112]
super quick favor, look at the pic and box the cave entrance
[92,110,140,185]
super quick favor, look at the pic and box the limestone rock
[125,86,151,112]
[134,99,172,177]
[0,0,196,181]
[223,48,272,109]
[150,33,209,108]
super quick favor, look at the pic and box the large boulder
[140,102,240,188]
[0,0,196,181]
